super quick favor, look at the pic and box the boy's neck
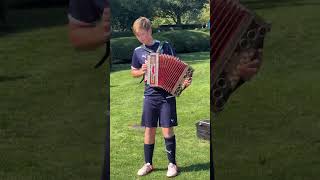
[144,39,155,46]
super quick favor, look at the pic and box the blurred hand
[183,77,192,88]
[101,7,111,40]
[141,63,147,73]
[237,49,263,81]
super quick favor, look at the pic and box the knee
[145,127,156,136]
[162,128,174,138]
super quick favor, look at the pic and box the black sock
[144,144,154,165]
[164,135,176,164]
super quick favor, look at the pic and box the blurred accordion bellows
[210,0,271,113]
[146,53,194,96]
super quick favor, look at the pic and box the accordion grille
[147,53,193,96]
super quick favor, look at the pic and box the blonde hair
[132,17,152,34]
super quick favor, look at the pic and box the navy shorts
[141,95,178,128]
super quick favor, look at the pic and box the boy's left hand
[100,7,111,40]
[237,49,263,81]
[183,78,192,88]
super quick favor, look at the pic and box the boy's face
[135,29,153,45]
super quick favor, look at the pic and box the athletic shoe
[137,163,153,176]
[166,163,178,177]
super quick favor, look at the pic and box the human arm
[68,21,109,50]
[234,49,263,89]
[68,0,110,50]
[182,77,192,90]
[131,63,147,78]
[238,49,262,80]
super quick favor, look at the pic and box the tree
[110,0,208,30]
[156,0,207,25]
[199,1,210,24]
[110,0,159,30]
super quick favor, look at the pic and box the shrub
[156,30,209,53]
[111,30,209,63]
[111,36,140,64]
[111,31,134,38]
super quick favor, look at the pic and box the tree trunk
[176,14,182,25]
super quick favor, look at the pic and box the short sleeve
[131,51,142,69]
[68,0,103,25]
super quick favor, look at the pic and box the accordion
[210,0,271,113]
[146,53,194,96]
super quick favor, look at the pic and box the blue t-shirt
[131,40,177,97]
[68,0,107,25]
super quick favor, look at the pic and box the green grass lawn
[110,52,210,179]
[0,8,210,179]
[214,1,320,179]
[0,8,108,180]
[2,1,320,179]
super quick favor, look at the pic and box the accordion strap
[140,41,166,53]
[156,41,175,55]
[141,45,154,53]
[156,41,166,53]
[94,41,110,69]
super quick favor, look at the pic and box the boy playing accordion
[131,17,192,177]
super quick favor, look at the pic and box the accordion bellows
[146,53,194,96]
[211,0,271,113]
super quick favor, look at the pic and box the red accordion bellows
[211,0,271,113]
[146,53,193,96]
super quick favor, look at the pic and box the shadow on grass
[241,0,320,10]
[0,75,29,82]
[0,7,67,37]
[155,162,210,173]
[179,162,210,172]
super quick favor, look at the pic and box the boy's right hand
[141,63,147,73]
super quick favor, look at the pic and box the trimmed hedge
[158,24,203,31]
[111,30,209,63]
[111,31,134,38]
[111,36,140,64]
